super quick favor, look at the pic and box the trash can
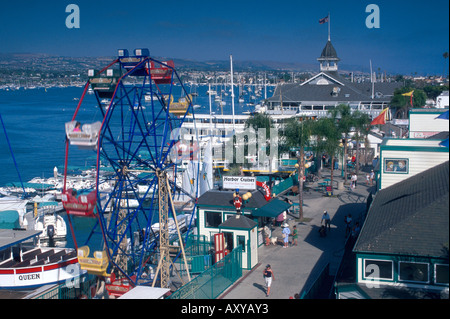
[337,181,344,190]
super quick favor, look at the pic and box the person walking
[263,264,275,297]
[282,224,290,248]
[292,225,298,246]
[351,222,361,241]
[370,170,375,185]
[344,214,353,237]
[321,211,331,232]
[350,173,357,190]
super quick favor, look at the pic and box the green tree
[423,85,449,100]
[281,118,314,220]
[245,113,274,141]
[312,117,341,188]
[390,87,426,119]
[328,104,354,184]
[351,111,371,175]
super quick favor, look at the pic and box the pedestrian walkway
[220,169,373,299]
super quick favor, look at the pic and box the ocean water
[0,84,271,187]
[0,84,272,250]
[0,87,88,186]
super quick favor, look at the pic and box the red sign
[256,181,271,201]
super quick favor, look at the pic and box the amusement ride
[62,48,199,297]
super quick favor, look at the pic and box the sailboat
[1,114,30,227]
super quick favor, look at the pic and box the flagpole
[328,12,331,41]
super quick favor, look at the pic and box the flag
[319,16,329,24]
[401,90,414,97]
[402,90,414,107]
[371,108,389,126]
[439,138,449,148]
[436,110,449,120]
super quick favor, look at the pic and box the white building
[409,109,449,138]
[378,138,449,190]
[436,91,449,108]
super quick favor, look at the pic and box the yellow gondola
[169,94,192,116]
[77,246,109,277]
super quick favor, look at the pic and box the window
[435,264,449,285]
[364,259,393,281]
[205,211,222,228]
[399,261,429,283]
[237,235,246,252]
[384,158,408,174]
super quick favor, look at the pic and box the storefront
[196,189,291,269]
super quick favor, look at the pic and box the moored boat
[34,202,67,242]
[0,229,86,289]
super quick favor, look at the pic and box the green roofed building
[196,188,291,269]
[335,161,449,299]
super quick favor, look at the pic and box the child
[292,225,298,246]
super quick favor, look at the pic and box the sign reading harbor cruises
[222,176,256,190]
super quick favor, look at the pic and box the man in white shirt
[321,211,331,231]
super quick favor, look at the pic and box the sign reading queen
[223,176,257,190]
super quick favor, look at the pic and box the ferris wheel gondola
[62,49,199,296]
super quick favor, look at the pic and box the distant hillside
[0,52,371,74]
[170,58,319,72]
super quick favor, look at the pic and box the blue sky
[0,0,448,75]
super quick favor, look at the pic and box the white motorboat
[34,202,67,242]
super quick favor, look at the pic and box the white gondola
[65,120,102,150]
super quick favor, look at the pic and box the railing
[300,263,332,299]
[33,274,97,299]
[168,246,243,299]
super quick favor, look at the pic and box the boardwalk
[220,169,373,299]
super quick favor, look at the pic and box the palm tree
[281,118,314,220]
[351,111,371,175]
[328,104,354,184]
[245,113,274,138]
[312,117,341,189]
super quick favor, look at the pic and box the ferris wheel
[62,49,199,295]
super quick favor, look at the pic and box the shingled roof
[318,40,340,61]
[267,72,402,104]
[219,215,258,229]
[354,161,449,258]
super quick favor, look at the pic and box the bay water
[0,84,271,249]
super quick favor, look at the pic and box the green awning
[0,210,20,229]
[252,199,291,218]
